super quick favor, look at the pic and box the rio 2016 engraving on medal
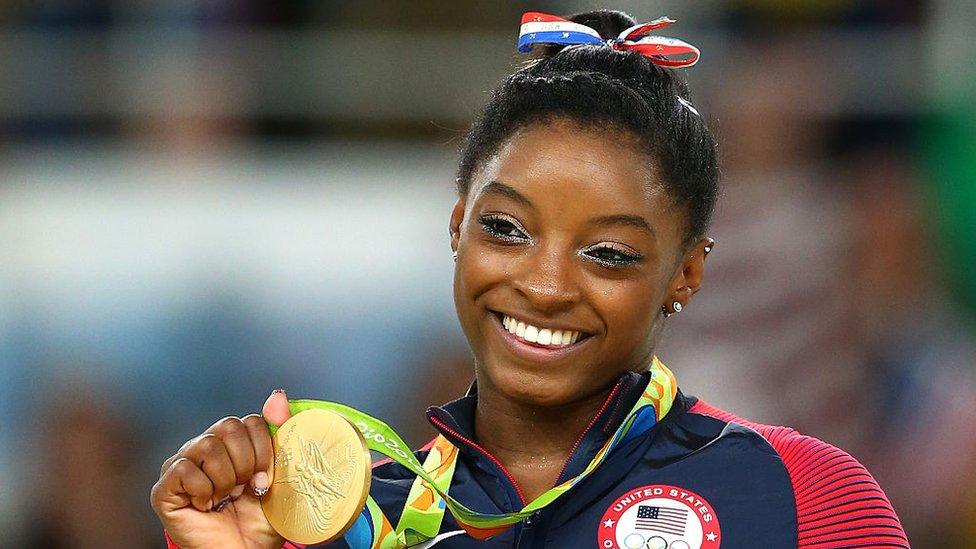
[262,409,372,545]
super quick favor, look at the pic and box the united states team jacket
[165,370,910,548]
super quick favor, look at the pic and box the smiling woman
[152,9,909,549]
[451,121,690,411]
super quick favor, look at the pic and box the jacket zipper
[553,380,623,484]
[428,415,528,506]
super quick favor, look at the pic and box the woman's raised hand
[151,390,292,549]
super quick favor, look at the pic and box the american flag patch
[635,505,688,536]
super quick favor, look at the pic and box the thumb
[251,389,291,498]
[263,389,291,427]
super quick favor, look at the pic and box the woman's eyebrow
[479,180,535,210]
[589,214,656,237]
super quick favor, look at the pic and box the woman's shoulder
[686,398,910,548]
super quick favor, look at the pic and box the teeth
[501,315,581,347]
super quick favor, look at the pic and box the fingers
[242,413,273,496]
[260,389,291,496]
[157,416,259,506]
[182,433,238,505]
[152,457,215,514]
[153,391,291,517]
[262,389,291,427]
[206,417,256,487]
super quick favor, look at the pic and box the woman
[151,10,909,549]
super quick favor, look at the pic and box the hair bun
[569,9,638,39]
[536,9,638,58]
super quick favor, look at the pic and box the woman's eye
[479,215,529,242]
[583,245,642,267]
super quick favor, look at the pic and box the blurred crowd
[1,1,974,548]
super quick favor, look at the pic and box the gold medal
[262,409,372,545]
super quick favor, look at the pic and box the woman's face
[450,118,708,408]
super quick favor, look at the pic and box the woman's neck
[473,382,615,503]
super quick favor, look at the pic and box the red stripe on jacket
[689,399,910,548]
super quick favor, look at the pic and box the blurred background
[0,1,973,547]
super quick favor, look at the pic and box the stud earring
[662,301,682,318]
[704,245,712,254]
[452,251,458,262]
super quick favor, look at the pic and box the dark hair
[456,10,718,246]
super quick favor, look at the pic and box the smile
[501,314,581,346]
[490,311,591,362]
[489,311,593,363]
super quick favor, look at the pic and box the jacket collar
[425,369,660,483]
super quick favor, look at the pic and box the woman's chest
[435,433,798,548]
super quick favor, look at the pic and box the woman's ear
[667,237,714,309]
[683,237,714,297]
[449,197,465,253]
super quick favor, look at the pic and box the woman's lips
[490,311,590,363]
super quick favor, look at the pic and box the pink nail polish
[253,471,270,497]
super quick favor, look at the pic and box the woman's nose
[511,246,581,313]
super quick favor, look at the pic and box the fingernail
[253,471,270,496]
[271,388,285,394]
[231,484,245,498]
[214,496,232,511]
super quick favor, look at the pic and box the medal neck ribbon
[277,356,678,548]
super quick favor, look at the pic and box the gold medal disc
[262,408,372,545]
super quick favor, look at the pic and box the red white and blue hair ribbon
[517,12,700,68]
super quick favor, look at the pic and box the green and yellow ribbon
[279,356,677,548]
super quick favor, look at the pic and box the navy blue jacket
[320,371,909,548]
